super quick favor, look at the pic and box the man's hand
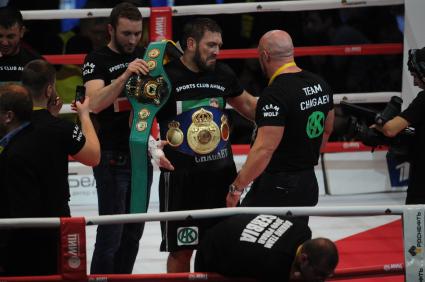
[226,191,241,207]
[72,95,91,117]
[48,96,63,117]
[125,58,150,77]
[157,154,174,171]
[149,139,175,171]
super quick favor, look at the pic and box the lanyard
[0,121,30,154]
[268,61,297,85]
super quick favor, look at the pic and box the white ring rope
[59,93,401,114]
[333,92,401,104]
[21,0,404,20]
[0,205,410,229]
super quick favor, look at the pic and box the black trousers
[241,169,319,225]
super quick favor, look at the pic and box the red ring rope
[43,43,403,65]
[0,265,404,281]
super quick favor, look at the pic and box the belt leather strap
[125,41,181,213]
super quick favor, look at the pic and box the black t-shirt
[31,110,85,216]
[0,47,41,84]
[399,90,425,192]
[157,59,244,170]
[0,110,85,217]
[195,214,312,281]
[256,70,333,172]
[82,46,145,152]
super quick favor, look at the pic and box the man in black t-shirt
[376,47,425,204]
[0,75,99,276]
[157,18,257,273]
[227,30,335,225]
[0,6,41,84]
[22,59,100,216]
[194,214,338,282]
[82,2,154,274]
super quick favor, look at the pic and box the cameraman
[376,47,425,204]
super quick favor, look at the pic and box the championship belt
[125,41,182,214]
[160,106,230,156]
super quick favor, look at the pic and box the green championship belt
[125,41,181,213]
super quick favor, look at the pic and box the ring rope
[0,205,405,229]
[232,141,387,155]
[20,0,404,20]
[0,267,405,281]
[43,43,403,65]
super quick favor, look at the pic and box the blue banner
[386,152,409,187]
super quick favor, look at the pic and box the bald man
[227,30,335,224]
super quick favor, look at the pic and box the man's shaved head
[259,30,294,59]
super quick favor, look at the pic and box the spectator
[0,6,41,83]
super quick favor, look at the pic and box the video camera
[340,96,414,158]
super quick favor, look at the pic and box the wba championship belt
[160,106,230,156]
[125,41,182,214]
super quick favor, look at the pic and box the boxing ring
[2,0,424,280]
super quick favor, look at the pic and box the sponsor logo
[194,148,228,163]
[82,62,95,76]
[300,94,330,110]
[302,84,322,96]
[72,124,83,142]
[383,263,403,271]
[0,65,23,71]
[261,103,280,118]
[417,212,423,250]
[67,233,81,269]
[108,62,129,73]
[154,16,167,41]
[175,83,225,93]
[177,227,198,246]
[409,245,421,257]
[306,111,325,138]
[240,215,292,249]
[342,142,360,149]
[395,162,410,182]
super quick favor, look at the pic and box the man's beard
[0,43,20,57]
[194,47,215,72]
[113,37,134,55]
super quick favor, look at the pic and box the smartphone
[75,85,86,103]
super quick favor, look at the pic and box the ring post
[403,205,425,281]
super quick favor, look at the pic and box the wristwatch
[229,184,244,195]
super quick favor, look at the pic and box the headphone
[407,48,425,83]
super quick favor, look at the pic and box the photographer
[375,47,425,204]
